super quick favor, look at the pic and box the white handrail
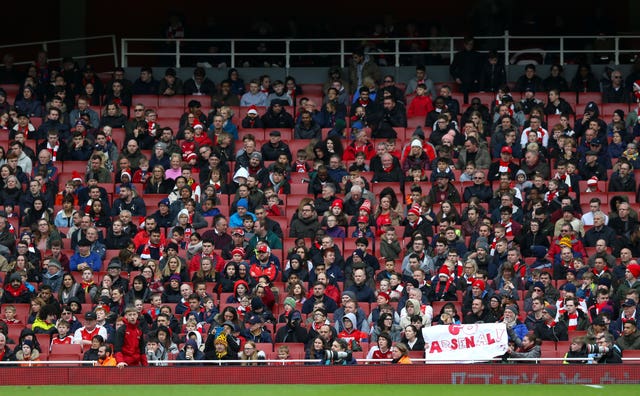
[2,356,639,365]
[0,35,119,68]
[121,32,640,69]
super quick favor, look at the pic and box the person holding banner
[401,324,425,351]
[464,297,498,324]
[506,333,541,363]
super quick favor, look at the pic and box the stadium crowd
[1,40,640,366]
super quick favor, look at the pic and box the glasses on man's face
[135,108,144,112]
[473,177,484,180]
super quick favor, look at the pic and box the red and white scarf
[47,142,59,162]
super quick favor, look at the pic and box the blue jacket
[69,251,102,272]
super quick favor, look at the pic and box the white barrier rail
[2,356,638,366]
[121,33,640,69]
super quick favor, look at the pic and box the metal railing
[0,35,118,68]
[121,32,640,69]
[3,356,639,366]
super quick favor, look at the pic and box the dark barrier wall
[1,365,639,385]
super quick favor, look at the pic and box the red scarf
[47,142,59,162]
[434,279,453,298]
[81,280,95,292]
[498,160,511,173]
[501,221,513,238]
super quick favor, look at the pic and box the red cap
[500,146,513,155]
[331,199,343,209]
[357,215,369,224]
[231,247,245,257]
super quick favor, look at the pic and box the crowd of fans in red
[0,40,640,366]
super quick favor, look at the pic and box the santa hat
[186,152,198,162]
[360,199,372,214]
[408,205,422,217]
[587,176,598,185]
[247,105,258,115]
[120,168,132,180]
[627,263,640,278]
[330,199,343,209]
[72,171,83,182]
[193,120,204,130]
[472,279,485,291]
[438,266,451,279]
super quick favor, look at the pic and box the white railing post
[340,40,345,68]
[559,37,564,65]
[231,40,235,69]
[112,35,118,67]
[121,38,127,68]
[395,39,400,68]
[614,36,619,65]
[449,37,455,64]
[504,30,509,66]
[286,39,290,73]
[176,40,181,68]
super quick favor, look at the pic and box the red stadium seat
[132,95,159,108]
[576,92,601,105]
[185,95,212,108]
[158,96,185,108]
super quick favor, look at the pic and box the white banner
[420,323,509,362]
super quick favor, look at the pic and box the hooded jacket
[337,312,369,345]
[177,339,205,361]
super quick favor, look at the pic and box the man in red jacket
[114,306,148,368]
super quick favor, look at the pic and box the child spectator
[2,305,22,324]
[352,215,374,239]
[266,195,283,216]
[379,228,401,260]
[114,306,148,367]
[201,198,220,217]
[180,128,196,163]
[50,319,73,348]
[348,151,369,172]
[293,149,311,173]
[407,83,434,118]
[133,157,151,184]
[376,259,399,282]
